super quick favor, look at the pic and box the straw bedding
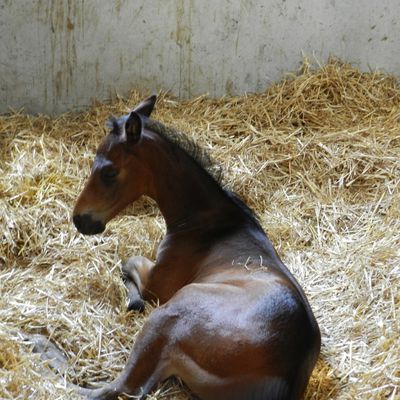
[0,58,399,399]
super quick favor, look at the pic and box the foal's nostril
[73,214,105,235]
[73,214,83,231]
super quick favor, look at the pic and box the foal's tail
[248,370,313,400]
[254,377,293,400]
[258,330,320,399]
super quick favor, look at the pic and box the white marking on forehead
[92,154,113,171]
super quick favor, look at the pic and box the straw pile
[0,58,399,399]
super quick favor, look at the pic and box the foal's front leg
[122,256,155,312]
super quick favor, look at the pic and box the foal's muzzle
[73,214,105,235]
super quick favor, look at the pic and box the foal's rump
[162,276,317,399]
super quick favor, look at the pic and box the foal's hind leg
[81,306,175,400]
[122,256,155,311]
[24,305,175,400]
[23,333,70,376]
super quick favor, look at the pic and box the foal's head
[73,95,157,235]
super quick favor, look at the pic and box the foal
[72,95,320,399]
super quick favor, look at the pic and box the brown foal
[71,95,320,399]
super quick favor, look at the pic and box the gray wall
[1,0,399,114]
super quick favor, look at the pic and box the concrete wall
[1,0,399,114]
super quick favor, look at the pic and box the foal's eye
[101,167,118,183]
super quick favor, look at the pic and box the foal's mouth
[73,214,106,235]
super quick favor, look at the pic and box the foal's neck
[145,135,237,233]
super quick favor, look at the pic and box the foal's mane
[145,118,223,184]
[146,118,263,231]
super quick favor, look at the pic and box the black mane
[144,118,223,184]
[146,119,263,231]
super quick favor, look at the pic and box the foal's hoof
[23,333,69,374]
[121,270,145,313]
[127,298,145,313]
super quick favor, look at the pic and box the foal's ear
[125,111,142,143]
[133,94,157,117]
